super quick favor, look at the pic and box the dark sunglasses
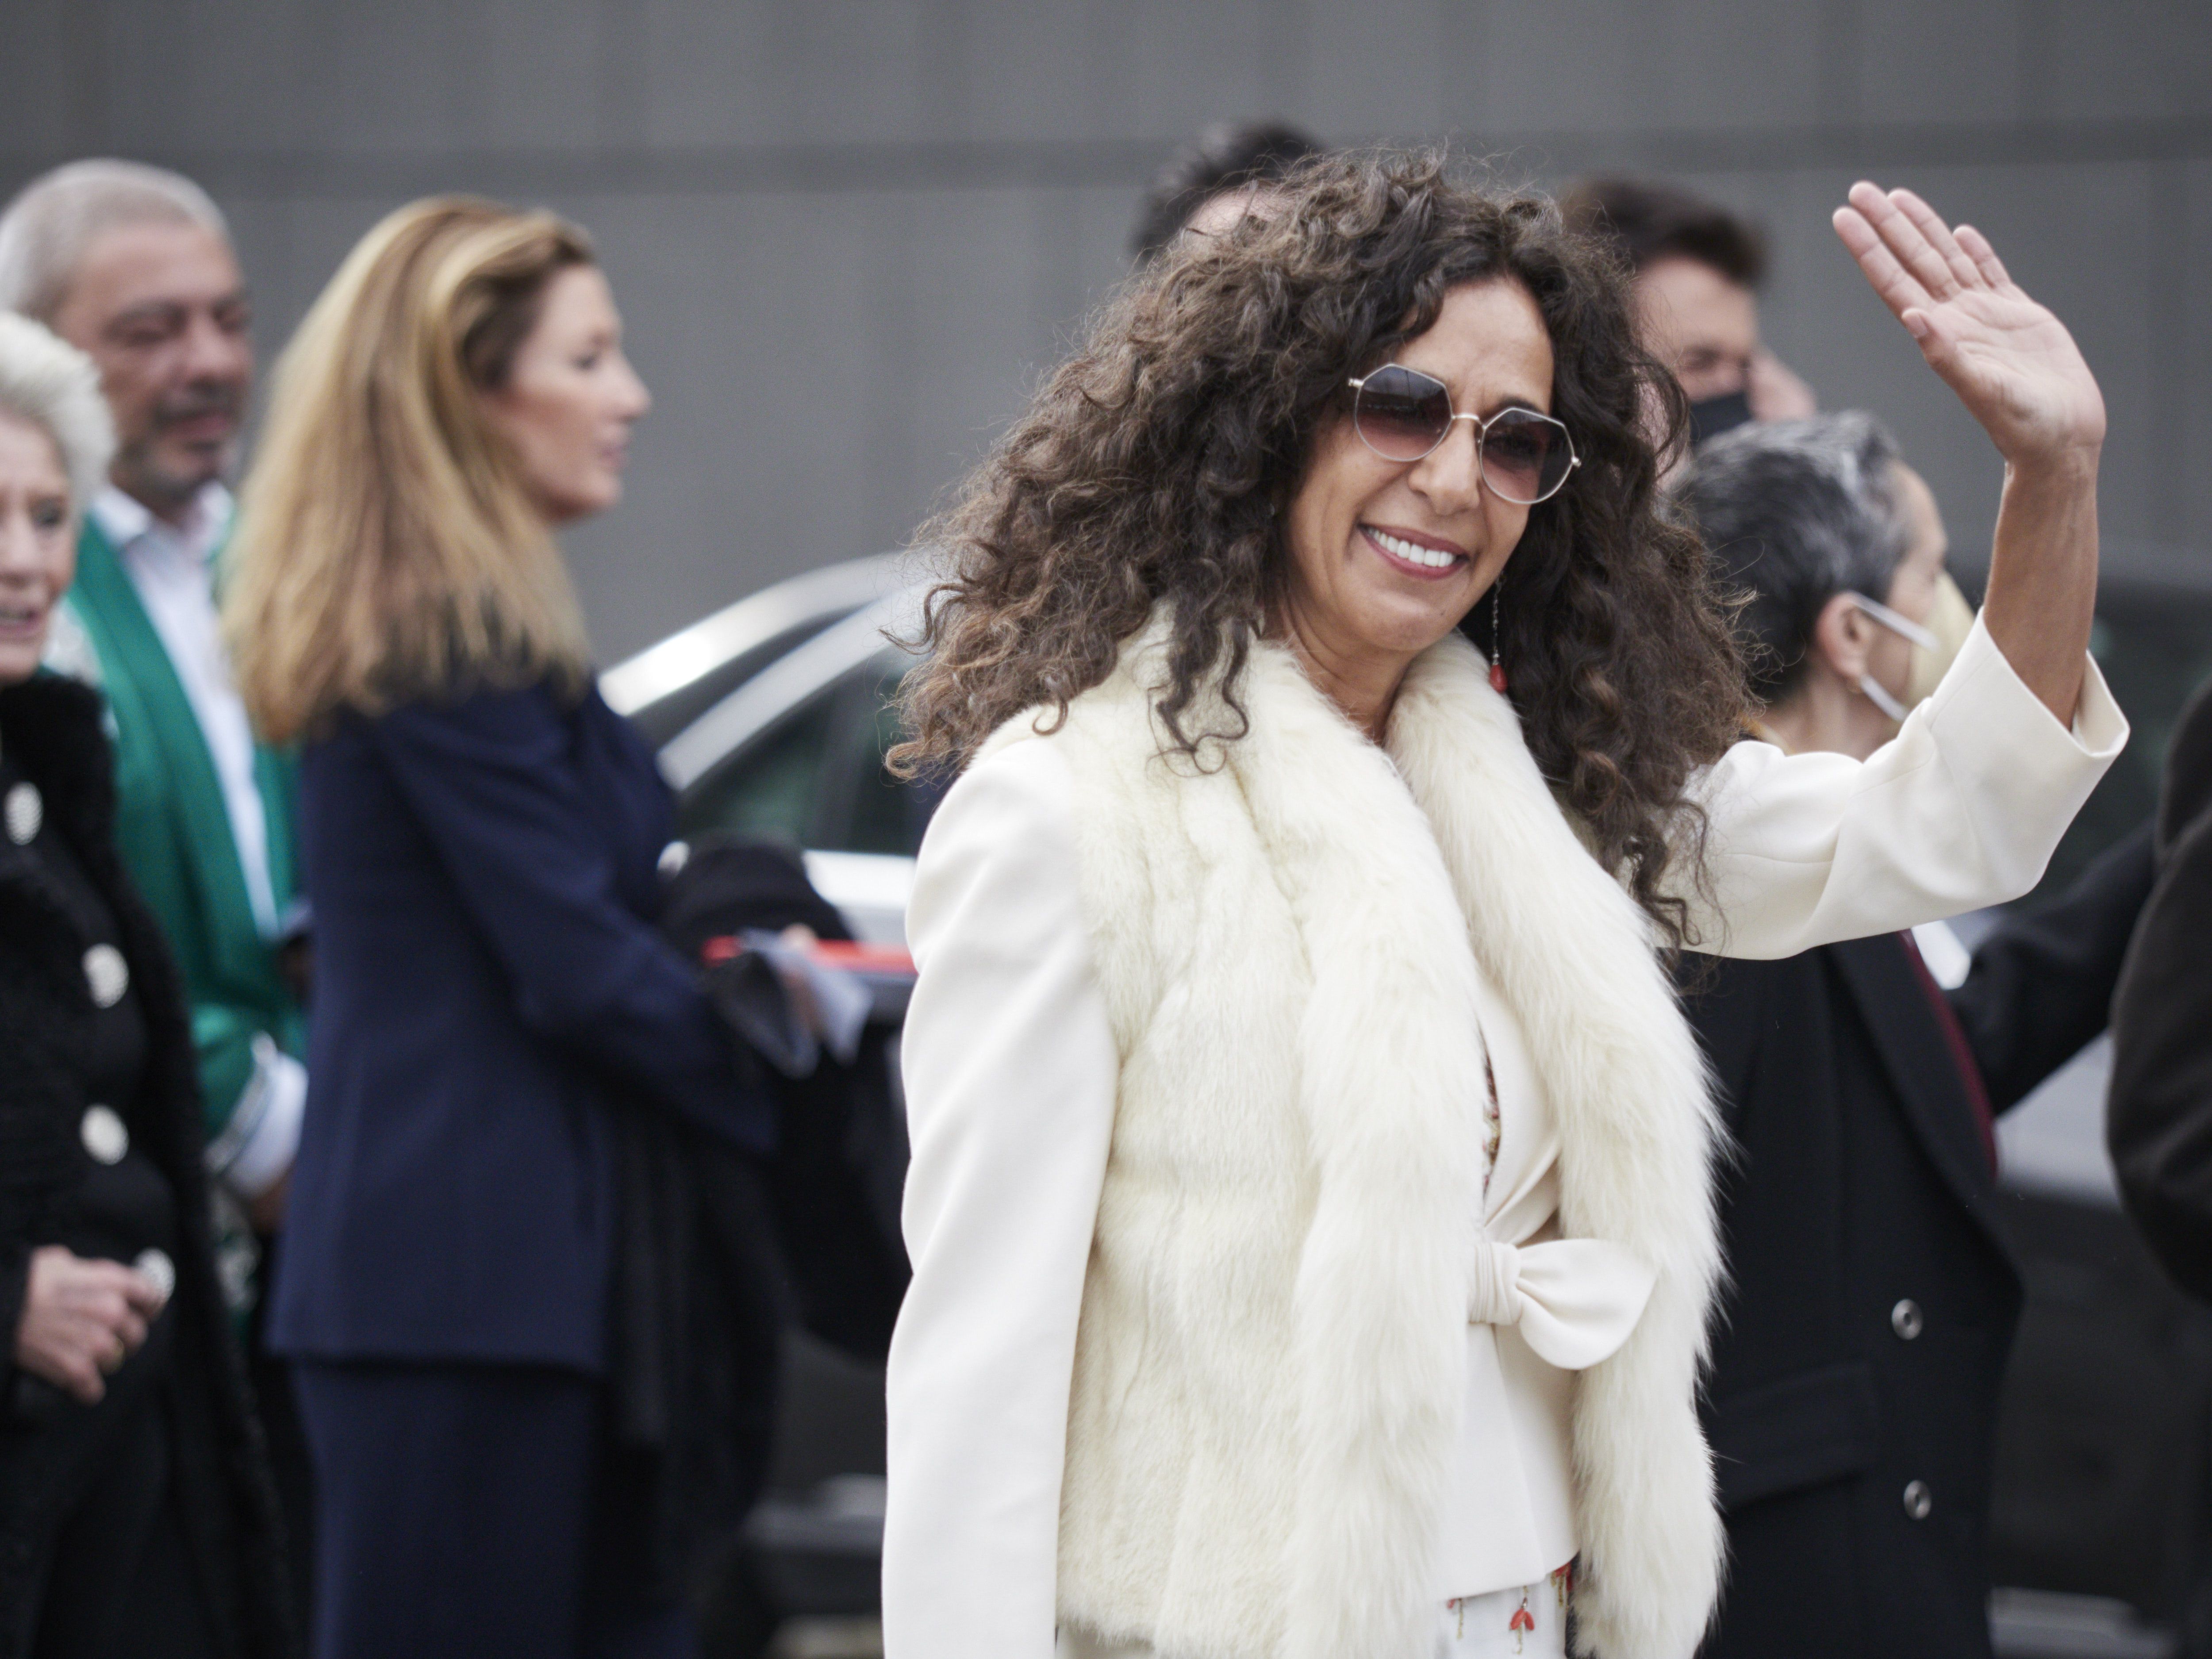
[1346,364,1579,505]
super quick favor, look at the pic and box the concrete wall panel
[1647,0,1830,131]
[564,189,884,646]
[641,0,934,149]
[1479,2,1675,136]
[1855,0,2027,127]
[2038,0,2212,123]
[941,0,1099,143]
[1304,0,1452,140]
[172,0,314,154]
[475,0,613,153]
[1,3,78,157]
[2,0,2205,657]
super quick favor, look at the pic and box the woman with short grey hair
[0,311,112,503]
[1682,411,1972,747]
[1673,413,2152,1659]
[0,310,291,1658]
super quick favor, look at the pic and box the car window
[677,649,937,857]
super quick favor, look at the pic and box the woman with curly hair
[882,152,2121,1659]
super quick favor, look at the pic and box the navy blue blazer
[269,680,770,1373]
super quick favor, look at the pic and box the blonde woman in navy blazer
[225,200,768,1659]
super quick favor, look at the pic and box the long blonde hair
[226,197,595,741]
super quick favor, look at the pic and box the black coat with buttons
[0,673,292,1659]
[1682,826,2154,1659]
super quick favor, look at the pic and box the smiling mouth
[1362,525,1468,573]
[0,600,46,635]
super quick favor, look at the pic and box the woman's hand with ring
[11,1246,168,1405]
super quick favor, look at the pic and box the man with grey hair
[0,158,305,1500]
[0,163,251,533]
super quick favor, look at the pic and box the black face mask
[1687,389,1754,448]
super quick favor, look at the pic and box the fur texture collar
[1382,634,1724,1659]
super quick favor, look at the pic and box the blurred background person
[0,310,290,1659]
[0,159,311,1583]
[223,197,776,1659]
[1128,119,1320,263]
[1562,176,1816,446]
[0,161,305,1242]
[2108,680,2212,1304]
[1676,413,2153,1659]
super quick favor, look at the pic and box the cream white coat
[887,614,2124,1659]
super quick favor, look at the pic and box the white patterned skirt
[1057,1570,1571,1659]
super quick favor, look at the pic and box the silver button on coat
[82,944,128,1008]
[1891,1298,1924,1340]
[1902,1480,1933,1520]
[81,1104,129,1165]
[5,781,39,845]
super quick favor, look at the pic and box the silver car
[606,554,925,949]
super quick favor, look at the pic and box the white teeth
[1366,528,1462,570]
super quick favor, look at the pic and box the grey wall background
[4,0,2207,661]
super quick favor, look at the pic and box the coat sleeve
[364,687,769,1152]
[0,953,81,1387]
[194,1010,305,1201]
[1947,821,2154,1113]
[883,738,1119,1659]
[2108,685,2212,1304]
[1682,614,2126,959]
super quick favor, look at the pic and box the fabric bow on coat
[1465,1235,1657,1374]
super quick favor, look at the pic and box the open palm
[1833,183,2105,468]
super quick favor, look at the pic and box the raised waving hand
[1832,181,2103,724]
[1833,183,2105,467]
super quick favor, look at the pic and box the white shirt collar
[90,481,234,566]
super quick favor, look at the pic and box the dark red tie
[1897,930,1998,1177]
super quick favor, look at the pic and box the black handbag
[602,836,910,1603]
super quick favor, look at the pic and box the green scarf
[63,514,303,1144]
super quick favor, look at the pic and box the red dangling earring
[1488,579,1508,694]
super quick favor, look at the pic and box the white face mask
[1841,572,1974,724]
[1904,571,1976,709]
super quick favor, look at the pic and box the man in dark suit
[2110,680,2212,1300]
[1677,414,2153,1657]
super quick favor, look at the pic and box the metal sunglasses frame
[1345,364,1581,505]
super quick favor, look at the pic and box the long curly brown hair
[894,149,1749,948]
